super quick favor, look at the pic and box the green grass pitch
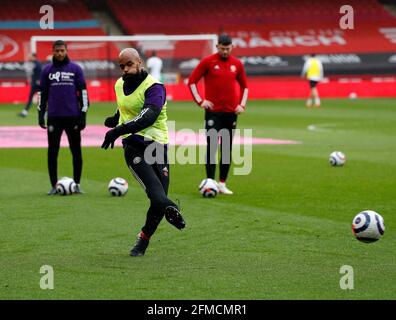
[0,98,395,299]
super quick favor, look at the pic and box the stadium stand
[1,0,396,102]
[107,0,396,56]
[0,0,118,63]
[0,0,92,21]
[108,0,394,33]
[106,0,396,99]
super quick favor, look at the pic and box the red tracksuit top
[188,53,248,113]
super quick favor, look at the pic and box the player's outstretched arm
[101,105,161,150]
[101,83,165,150]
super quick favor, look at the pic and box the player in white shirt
[146,51,163,81]
[301,53,324,107]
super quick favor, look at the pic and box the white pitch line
[307,123,339,132]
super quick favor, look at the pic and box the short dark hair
[52,40,67,49]
[218,34,232,46]
[311,53,316,57]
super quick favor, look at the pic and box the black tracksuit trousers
[123,138,175,237]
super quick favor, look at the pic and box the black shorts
[204,111,237,132]
[309,80,318,88]
[46,116,81,147]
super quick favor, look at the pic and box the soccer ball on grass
[352,210,385,243]
[329,151,346,166]
[198,178,218,198]
[108,177,128,196]
[55,177,77,195]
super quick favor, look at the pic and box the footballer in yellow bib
[101,48,186,257]
[301,53,324,107]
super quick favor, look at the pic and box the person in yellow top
[101,48,186,257]
[301,53,324,108]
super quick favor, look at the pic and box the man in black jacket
[19,53,42,117]
[38,40,89,195]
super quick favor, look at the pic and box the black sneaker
[130,235,150,257]
[164,205,186,230]
[74,184,84,194]
[47,187,58,195]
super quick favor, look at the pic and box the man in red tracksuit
[188,34,248,195]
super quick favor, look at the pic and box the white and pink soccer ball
[198,178,218,198]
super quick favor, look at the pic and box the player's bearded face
[217,44,233,59]
[53,45,67,61]
[119,57,142,77]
